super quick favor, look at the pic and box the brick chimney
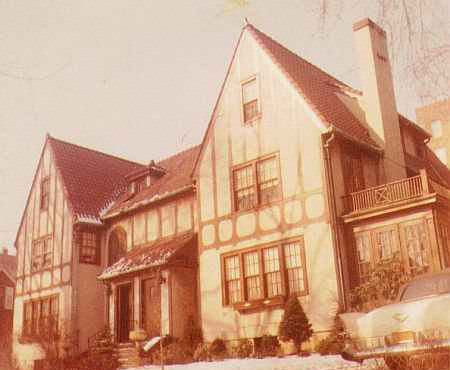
[353,18,406,181]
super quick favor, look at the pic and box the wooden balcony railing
[343,170,429,214]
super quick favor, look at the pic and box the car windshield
[401,273,450,301]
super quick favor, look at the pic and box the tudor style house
[12,17,450,369]
[193,18,450,346]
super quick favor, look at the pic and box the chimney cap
[353,18,386,37]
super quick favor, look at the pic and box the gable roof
[48,136,145,223]
[98,232,197,280]
[0,251,17,283]
[103,145,201,218]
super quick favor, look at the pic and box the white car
[340,269,450,369]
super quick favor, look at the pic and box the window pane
[234,166,256,211]
[263,247,282,297]
[257,157,280,205]
[356,233,371,283]
[225,255,242,304]
[374,230,398,261]
[404,222,429,275]
[244,252,261,300]
[283,242,305,294]
[242,79,257,104]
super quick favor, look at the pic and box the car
[340,269,450,369]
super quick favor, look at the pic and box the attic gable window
[40,177,50,211]
[242,77,260,124]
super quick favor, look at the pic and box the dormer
[125,160,167,195]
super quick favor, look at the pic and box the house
[193,18,450,347]
[97,146,200,344]
[12,136,143,370]
[0,247,16,358]
[416,98,450,166]
[12,17,450,370]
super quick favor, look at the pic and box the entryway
[116,283,133,343]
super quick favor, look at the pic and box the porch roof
[98,232,197,280]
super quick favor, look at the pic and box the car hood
[342,293,450,339]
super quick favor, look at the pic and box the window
[374,228,399,261]
[224,255,241,304]
[23,295,59,337]
[403,221,430,275]
[355,233,372,283]
[108,227,127,266]
[40,177,50,210]
[232,155,281,211]
[32,237,52,272]
[431,120,443,138]
[434,147,447,165]
[439,223,450,268]
[4,286,14,310]
[222,238,308,306]
[79,231,99,264]
[342,149,365,193]
[242,78,260,124]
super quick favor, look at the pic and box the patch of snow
[76,214,103,225]
[127,355,381,370]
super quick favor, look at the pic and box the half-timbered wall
[13,143,74,370]
[196,30,339,342]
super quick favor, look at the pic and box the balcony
[343,169,431,216]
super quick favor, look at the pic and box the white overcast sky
[0,0,448,253]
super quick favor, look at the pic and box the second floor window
[233,155,281,211]
[32,237,52,272]
[40,177,50,210]
[242,78,260,124]
[79,231,99,264]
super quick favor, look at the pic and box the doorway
[116,283,133,343]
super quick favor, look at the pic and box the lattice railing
[344,170,429,214]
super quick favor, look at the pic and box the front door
[117,283,133,343]
[141,278,161,338]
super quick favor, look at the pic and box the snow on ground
[128,354,382,370]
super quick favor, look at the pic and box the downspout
[322,130,347,310]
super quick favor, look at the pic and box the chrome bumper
[342,334,450,361]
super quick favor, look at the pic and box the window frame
[79,229,100,265]
[231,153,282,212]
[31,236,53,272]
[241,75,261,125]
[40,177,50,211]
[22,295,59,338]
[221,237,308,309]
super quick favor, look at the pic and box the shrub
[209,338,227,358]
[254,335,279,358]
[182,315,203,355]
[278,296,313,351]
[316,311,345,355]
[350,258,411,311]
[193,342,211,362]
[152,340,192,365]
[232,339,253,358]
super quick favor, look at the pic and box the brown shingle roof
[98,232,196,280]
[245,24,378,147]
[104,145,201,218]
[49,136,145,223]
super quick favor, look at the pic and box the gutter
[322,128,347,310]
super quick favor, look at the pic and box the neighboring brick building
[416,99,450,166]
[0,247,17,361]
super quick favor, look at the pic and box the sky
[0,0,448,254]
